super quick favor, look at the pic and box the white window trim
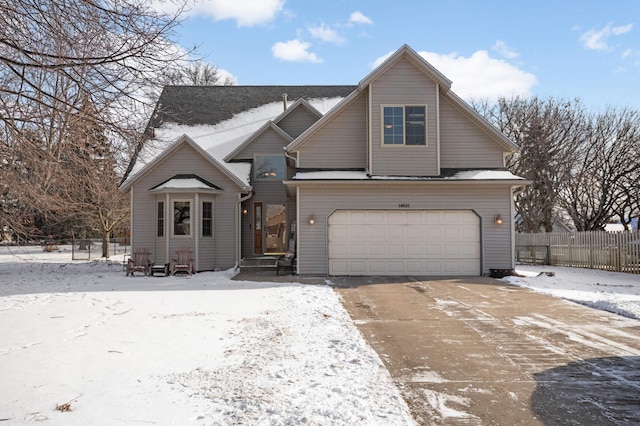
[201,199,214,238]
[172,198,192,238]
[380,104,428,147]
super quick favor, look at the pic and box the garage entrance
[328,210,480,276]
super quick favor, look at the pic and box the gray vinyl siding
[131,186,157,263]
[278,108,319,139]
[297,184,514,275]
[297,92,368,169]
[241,202,253,258]
[130,143,241,271]
[439,97,506,168]
[370,58,438,176]
[234,127,290,160]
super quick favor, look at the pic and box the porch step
[240,256,279,272]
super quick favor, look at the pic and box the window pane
[383,106,404,144]
[174,201,190,236]
[405,106,426,145]
[202,202,212,237]
[157,201,164,237]
[255,155,285,180]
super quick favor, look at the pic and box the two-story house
[119,45,528,276]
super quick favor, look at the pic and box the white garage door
[328,210,480,276]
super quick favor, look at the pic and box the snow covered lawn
[504,264,640,320]
[0,246,414,425]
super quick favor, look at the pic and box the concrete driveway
[333,276,640,425]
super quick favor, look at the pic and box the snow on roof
[292,169,526,181]
[129,97,345,184]
[152,178,217,190]
[450,170,525,180]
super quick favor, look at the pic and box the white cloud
[492,40,519,59]
[272,39,322,63]
[349,11,373,25]
[372,49,537,102]
[151,0,285,27]
[579,22,633,51]
[308,23,345,44]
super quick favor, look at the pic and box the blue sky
[155,0,640,110]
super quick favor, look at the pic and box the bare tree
[0,0,189,247]
[560,108,640,231]
[476,97,585,232]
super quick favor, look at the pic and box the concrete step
[240,256,279,272]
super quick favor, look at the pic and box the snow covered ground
[1,246,639,425]
[505,264,640,320]
[0,246,414,425]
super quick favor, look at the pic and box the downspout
[129,188,134,251]
[436,83,441,173]
[165,193,170,264]
[194,192,200,272]
[511,185,526,271]
[236,191,253,270]
[284,146,297,167]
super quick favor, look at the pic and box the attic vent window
[382,105,426,146]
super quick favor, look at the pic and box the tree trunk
[102,230,110,259]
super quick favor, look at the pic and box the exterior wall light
[242,208,248,215]
[309,215,315,225]
[495,214,503,225]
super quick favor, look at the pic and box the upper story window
[382,105,426,146]
[255,154,285,180]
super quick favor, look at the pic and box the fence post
[617,237,622,272]
[545,245,550,265]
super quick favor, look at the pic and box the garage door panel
[386,261,404,274]
[329,243,349,257]
[329,225,349,240]
[367,226,387,240]
[425,244,442,256]
[406,244,423,256]
[347,243,365,257]
[387,244,404,256]
[350,227,368,240]
[328,210,480,276]
[368,244,385,257]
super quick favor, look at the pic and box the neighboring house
[120,45,529,276]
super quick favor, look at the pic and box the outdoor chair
[171,246,195,275]
[126,248,153,276]
[276,250,296,276]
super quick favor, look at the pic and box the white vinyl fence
[516,230,640,274]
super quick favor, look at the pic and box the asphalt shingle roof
[149,85,357,129]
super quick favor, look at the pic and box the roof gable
[119,134,250,192]
[274,98,322,126]
[359,44,452,93]
[224,121,293,162]
[288,44,519,156]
